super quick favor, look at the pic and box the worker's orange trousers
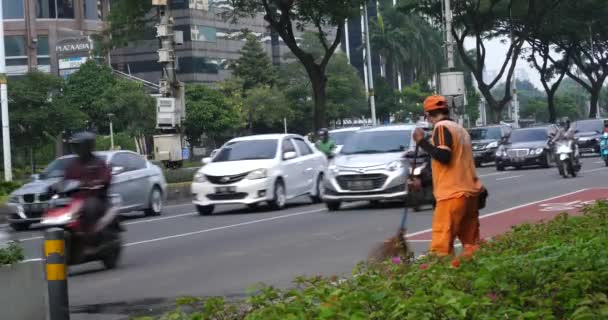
[430,195,480,257]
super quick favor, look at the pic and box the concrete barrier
[0,259,48,320]
[166,182,192,204]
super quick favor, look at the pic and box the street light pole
[0,1,13,182]
[108,113,115,150]
[363,2,377,126]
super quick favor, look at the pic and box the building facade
[110,0,285,85]
[2,0,108,77]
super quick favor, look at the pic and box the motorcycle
[406,153,435,211]
[600,133,608,167]
[40,180,123,269]
[554,139,581,178]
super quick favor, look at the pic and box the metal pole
[444,0,455,69]
[363,3,377,126]
[109,121,114,150]
[45,228,70,320]
[509,7,520,128]
[283,117,287,134]
[0,1,12,182]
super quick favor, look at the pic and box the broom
[368,145,419,262]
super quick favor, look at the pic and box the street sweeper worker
[412,95,485,257]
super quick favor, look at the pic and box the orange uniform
[424,119,484,257]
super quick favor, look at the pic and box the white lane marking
[594,161,604,164]
[406,188,590,238]
[478,172,507,178]
[582,167,606,173]
[124,208,327,247]
[123,212,197,225]
[495,175,523,181]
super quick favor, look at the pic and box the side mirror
[31,174,39,181]
[111,166,125,175]
[202,157,212,165]
[283,151,297,160]
[210,149,218,158]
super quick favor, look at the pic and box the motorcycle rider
[315,128,336,158]
[63,132,113,243]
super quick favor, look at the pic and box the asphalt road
[6,156,608,315]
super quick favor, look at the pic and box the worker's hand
[407,178,422,192]
[413,128,425,144]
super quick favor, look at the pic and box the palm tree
[370,6,443,90]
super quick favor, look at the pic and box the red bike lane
[407,188,608,241]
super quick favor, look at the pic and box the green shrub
[0,181,22,196]
[0,242,25,266]
[151,202,608,320]
[96,133,137,152]
[164,167,200,184]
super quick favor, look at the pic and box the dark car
[572,119,606,155]
[495,124,559,171]
[469,125,512,167]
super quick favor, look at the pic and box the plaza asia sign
[55,37,93,58]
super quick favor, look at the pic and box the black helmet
[318,128,329,137]
[70,131,96,159]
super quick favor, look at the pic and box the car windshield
[469,127,502,140]
[40,155,107,179]
[509,129,547,143]
[341,130,411,155]
[213,140,278,162]
[330,130,357,145]
[573,120,603,133]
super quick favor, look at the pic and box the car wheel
[101,238,122,270]
[605,158,608,167]
[247,203,259,210]
[269,180,287,210]
[144,187,163,216]
[496,163,505,171]
[10,222,31,232]
[475,160,482,168]
[196,205,214,216]
[310,174,324,204]
[369,200,381,207]
[326,201,341,211]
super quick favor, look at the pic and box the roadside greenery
[142,202,608,319]
[0,242,25,266]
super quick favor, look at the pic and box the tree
[8,72,85,170]
[227,0,365,132]
[58,60,116,131]
[94,0,154,55]
[184,85,242,147]
[371,4,443,89]
[95,79,157,138]
[231,33,277,90]
[549,0,608,118]
[243,85,293,132]
[403,0,552,123]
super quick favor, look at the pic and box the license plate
[25,203,47,211]
[215,186,236,194]
[347,180,374,189]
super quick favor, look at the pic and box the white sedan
[192,134,328,215]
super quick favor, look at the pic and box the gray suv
[322,124,420,211]
[7,151,167,231]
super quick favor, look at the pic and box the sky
[465,37,543,90]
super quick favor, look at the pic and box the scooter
[40,180,123,269]
[406,153,435,211]
[554,139,581,178]
[600,133,608,167]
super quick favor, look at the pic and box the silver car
[323,125,418,211]
[7,151,167,231]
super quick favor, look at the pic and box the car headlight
[386,160,404,172]
[531,148,544,155]
[246,169,268,180]
[486,141,498,149]
[193,172,207,183]
[496,148,505,157]
[8,195,19,203]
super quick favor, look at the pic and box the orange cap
[423,95,448,112]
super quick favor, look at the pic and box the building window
[84,0,101,20]
[37,0,75,19]
[3,0,24,19]
[37,36,50,66]
[189,0,209,10]
[4,36,28,75]
[190,25,217,42]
